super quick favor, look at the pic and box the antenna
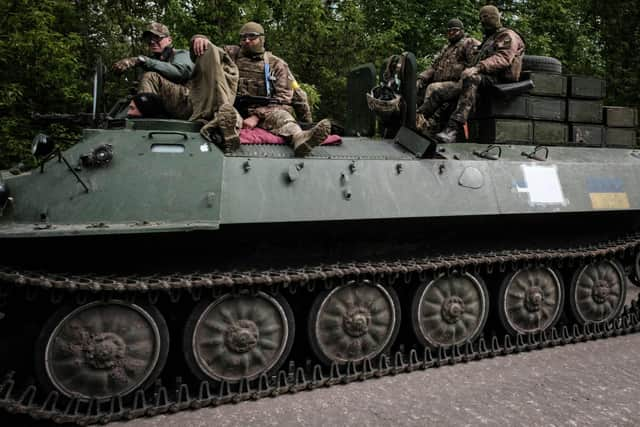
[92,57,104,121]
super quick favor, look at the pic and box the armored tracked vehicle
[0,53,639,424]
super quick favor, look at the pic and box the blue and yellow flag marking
[587,177,630,209]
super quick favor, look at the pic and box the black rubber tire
[411,272,489,348]
[34,301,170,401]
[568,260,627,325]
[183,293,295,384]
[308,283,401,366]
[497,267,564,336]
[522,55,562,74]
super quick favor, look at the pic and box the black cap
[447,18,464,29]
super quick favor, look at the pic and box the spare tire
[522,55,562,74]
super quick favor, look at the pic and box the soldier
[112,22,194,89]
[416,19,480,133]
[435,5,525,143]
[191,22,330,157]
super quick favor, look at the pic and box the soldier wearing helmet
[190,22,330,157]
[434,5,526,143]
[416,18,480,133]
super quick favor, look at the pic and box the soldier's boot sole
[435,127,458,144]
[218,104,240,153]
[293,119,331,158]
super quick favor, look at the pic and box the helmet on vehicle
[366,85,402,115]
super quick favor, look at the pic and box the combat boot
[435,120,459,144]
[291,119,331,157]
[216,104,241,153]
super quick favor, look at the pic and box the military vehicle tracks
[2,233,640,425]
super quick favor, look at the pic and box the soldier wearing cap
[434,5,525,143]
[191,22,331,157]
[416,19,480,133]
[112,22,194,98]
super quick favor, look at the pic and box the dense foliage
[1,0,638,168]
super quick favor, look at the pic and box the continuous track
[1,234,640,425]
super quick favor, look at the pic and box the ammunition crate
[527,96,567,121]
[478,119,533,144]
[568,75,606,99]
[567,99,603,124]
[605,128,637,147]
[475,95,566,121]
[533,121,569,145]
[475,95,528,119]
[604,106,638,128]
[570,124,604,147]
[524,72,567,97]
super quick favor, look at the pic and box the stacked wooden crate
[603,106,638,147]
[467,71,638,147]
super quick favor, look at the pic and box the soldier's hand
[192,37,210,56]
[461,66,480,80]
[242,115,260,129]
[112,57,139,73]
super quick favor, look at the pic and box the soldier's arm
[464,38,481,66]
[477,32,522,74]
[141,50,194,83]
[418,68,434,85]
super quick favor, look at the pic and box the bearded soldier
[416,18,480,130]
[434,5,525,143]
[191,22,330,157]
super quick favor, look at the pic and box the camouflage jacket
[224,45,294,119]
[140,48,194,83]
[419,36,480,84]
[474,28,525,82]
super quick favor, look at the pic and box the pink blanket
[239,127,341,145]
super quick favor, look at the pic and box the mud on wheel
[307,281,401,365]
[183,291,295,383]
[34,300,169,400]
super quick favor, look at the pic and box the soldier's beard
[241,39,266,56]
[448,31,464,43]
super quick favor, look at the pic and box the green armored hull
[1,54,640,425]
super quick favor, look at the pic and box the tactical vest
[432,37,476,82]
[234,51,269,97]
[226,45,313,122]
[475,28,508,63]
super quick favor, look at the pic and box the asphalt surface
[117,333,640,427]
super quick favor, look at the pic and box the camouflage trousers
[419,74,496,124]
[260,109,302,139]
[138,73,192,119]
[139,41,239,123]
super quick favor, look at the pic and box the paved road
[117,333,640,427]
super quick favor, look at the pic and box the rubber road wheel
[35,301,169,401]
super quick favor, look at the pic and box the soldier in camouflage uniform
[112,22,194,95]
[416,18,480,133]
[192,22,330,157]
[435,5,525,143]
